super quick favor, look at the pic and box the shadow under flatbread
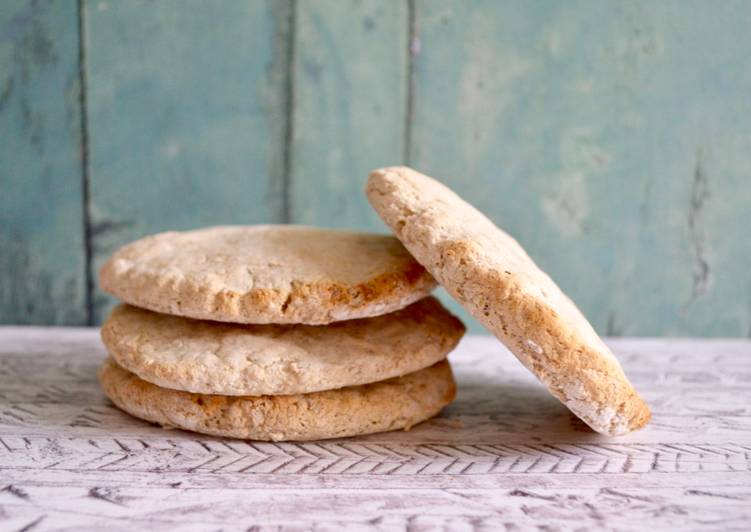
[448,376,566,416]
[361,375,608,446]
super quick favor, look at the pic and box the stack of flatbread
[98,226,464,441]
[98,166,650,440]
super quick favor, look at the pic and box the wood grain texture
[0,329,749,529]
[411,0,751,337]
[0,0,87,325]
[82,0,292,323]
[289,0,407,229]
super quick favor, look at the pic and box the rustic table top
[0,327,749,531]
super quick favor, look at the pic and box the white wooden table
[0,328,749,531]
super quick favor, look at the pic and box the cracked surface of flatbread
[99,358,456,442]
[366,166,650,436]
[101,297,464,395]
[100,225,436,324]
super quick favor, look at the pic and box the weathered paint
[83,0,291,322]
[2,1,750,336]
[412,0,751,336]
[0,0,87,325]
[289,0,408,229]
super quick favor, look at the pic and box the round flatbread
[366,167,650,436]
[98,358,456,441]
[101,297,465,395]
[99,225,436,324]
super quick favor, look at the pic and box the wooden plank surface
[289,0,408,229]
[82,0,292,323]
[411,0,751,337]
[0,0,87,325]
[0,328,749,529]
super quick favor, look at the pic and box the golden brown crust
[101,297,465,395]
[366,166,651,436]
[98,358,457,441]
[99,225,436,324]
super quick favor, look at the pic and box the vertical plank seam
[77,0,94,326]
[281,0,297,224]
[404,0,416,166]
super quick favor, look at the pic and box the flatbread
[98,358,456,441]
[101,297,465,395]
[100,225,436,324]
[366,166,650,436]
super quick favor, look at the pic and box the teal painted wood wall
[2,0,750,336]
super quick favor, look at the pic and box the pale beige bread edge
[99,225,437,325]
[101,297,465,396]
[98,357,457,442]
[366,166,650,436]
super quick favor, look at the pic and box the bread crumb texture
[100,225,437,324]
[101,296,464,395]
[99,357,457,441]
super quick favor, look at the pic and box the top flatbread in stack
[366,166,650,436]
[100,225,437,325]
